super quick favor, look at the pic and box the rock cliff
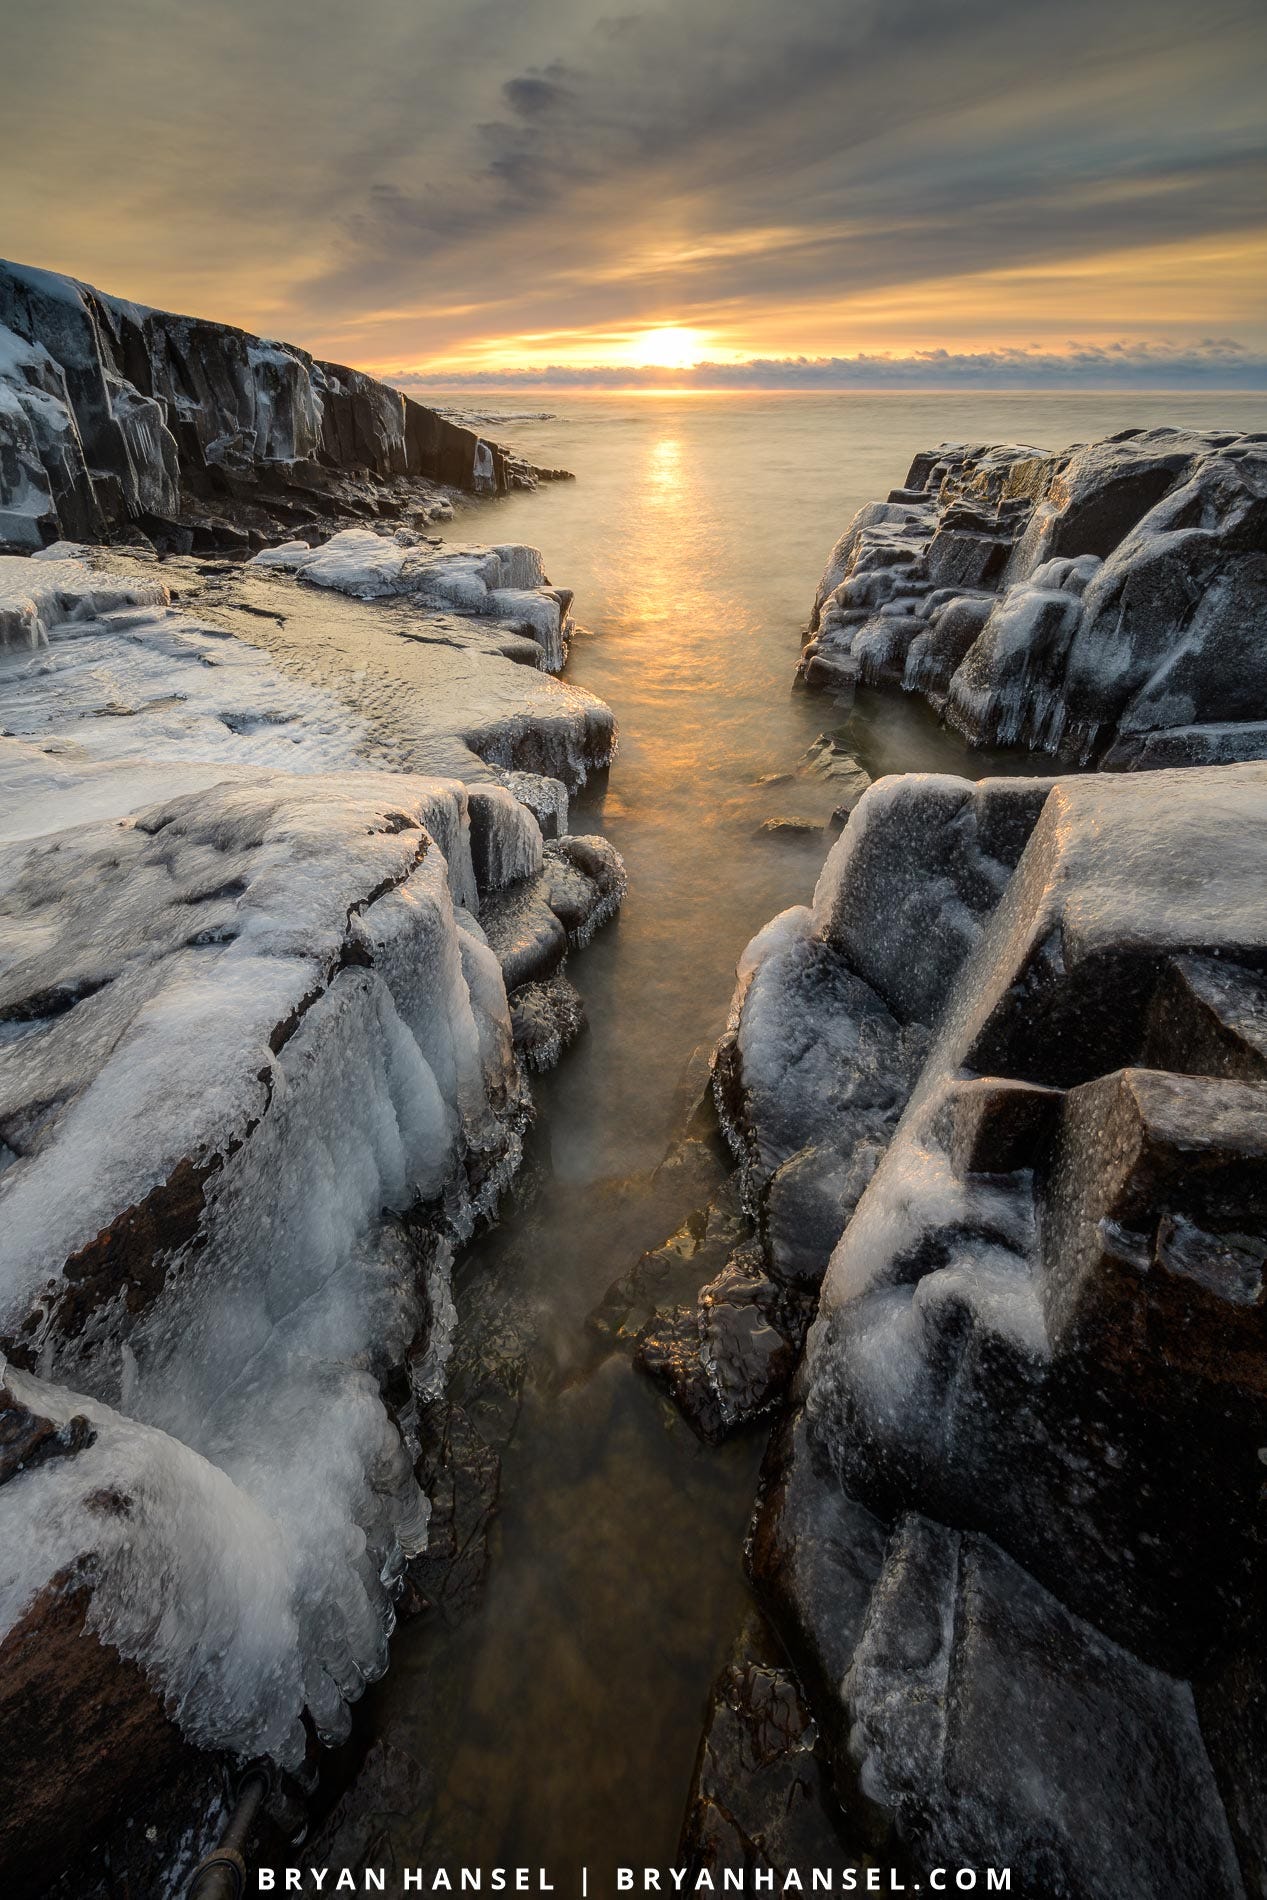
[0,260,563,557]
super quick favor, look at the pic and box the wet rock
[681,1610,862,1880]
[296,1739,431,1892]
[403,1402,501,1626]
[591,1175,749,1347]
[758,816,821,837]
[637,1243,810,1443]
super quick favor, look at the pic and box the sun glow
[633,326,706,368]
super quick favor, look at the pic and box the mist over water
[363,391,1267,1880]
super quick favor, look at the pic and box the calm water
[356,392,1267,1882]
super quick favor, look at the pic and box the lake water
[354,391,1267,1884]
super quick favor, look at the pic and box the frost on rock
[802,429,1267,769]
[251,528,574,672]
[0,770,541,1766]
[735,762,1267,1895]
[0,532,624,1867]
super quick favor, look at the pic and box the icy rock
[479,834,624,993]
[0,766,547,1790]
[732,761,1267,1888]
[843,1518,1244,1900]
[713,909,920,1292]
[250,529,572,673]
[503,769,569,838]
[0,549,167,649]
[0,259,559,550]
[508,972,587,1073]
[803,429,1267,767]
[810,774,1052,1024]
[680,1609,858,1879]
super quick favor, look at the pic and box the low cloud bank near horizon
[393,340,1267,391]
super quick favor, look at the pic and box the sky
[2,0,1265,385]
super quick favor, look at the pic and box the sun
[634,325,705,368]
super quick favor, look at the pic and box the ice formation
[802,429,1267,768]
[251,528,574,671]
[0,530,623,1867]
[722,763,1267,1893]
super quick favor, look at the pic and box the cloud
[392,339,1267,389]
[0,0,1263,366]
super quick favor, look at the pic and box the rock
[758,816,821,837]
[728,760,1267,1890]
[0,1390,95,1484]
[403,1402,501,1626]
[0,259,571,553]
[293,1739,431,1892]
[0,748,605,1868]
[842,1519,1244,1900]
[636,1244,809,1442]
[0,1565,198,1896]
[681,1610,861,1879]
[803,429,1267,767]
[509,971,587,1071]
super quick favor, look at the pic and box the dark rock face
[681,1610,862,1879]
[721,763,1267,1896]
[0,1567,196,1896]
[0,258,565,553]
[803,429,1267,769]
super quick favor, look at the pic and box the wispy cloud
[0,0,1263,370]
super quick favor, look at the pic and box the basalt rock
[0,1565,199,1897]
[680,1609,861,1879]
[0,259,568,554]
[724,762,1267,1896]
[803,428,1267,769]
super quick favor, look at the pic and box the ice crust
[0,539,620,1774]
[729,762,1267,1889]
[251,529,572,671]
[804,430,1267,767]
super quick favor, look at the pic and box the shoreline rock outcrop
[0,524,620,1890]
[801,429,1267,770]
[0,260,568,558]
[695,763,1267,1896]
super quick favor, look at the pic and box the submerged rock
[720,762,1267,1894]
[681,1609,862,1879]
[803,429,1267,768]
